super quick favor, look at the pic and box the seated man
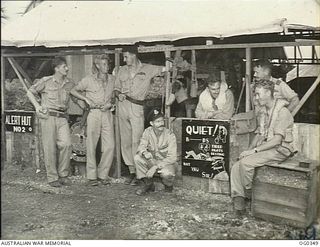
[230,79,294,216]
[134,109,177,196]
[195,73,234,120]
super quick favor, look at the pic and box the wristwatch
[254,148,258,153]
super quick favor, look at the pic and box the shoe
[59,177,72,186]
[124,174,136,185]
[136,180,155,196]
[88,180,99,186]
[130,177,139,186]
[233,196,246,212]
[49,180,61,188]
[98,177,111,186]
[164,185,173,193]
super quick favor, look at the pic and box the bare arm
[287,95,299,113]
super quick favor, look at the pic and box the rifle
[7,58,48,118]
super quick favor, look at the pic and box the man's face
[151,117,165,132]
[55,63,69,76]
[253,66,269,81]
[123,52,136,66]
[255,86,271,106]
[96,59,109,74]
[208,82,221,99]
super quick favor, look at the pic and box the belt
[126,96,144,106]
[49,111,68,119]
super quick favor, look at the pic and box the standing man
[134,109,177,195]
[71,54,115,186]
[114,46,164,185]
[195,73,234,120]
[253,59,299,112]
[29,57,74,187]
[231,79,294,215]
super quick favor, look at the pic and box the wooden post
[1,56,6,169]
[114,48,121,178]
[34,117,41,173]
[245,48,252,112]
[164,50,171,128]
[190,50,198,98]
[292,75,320,117]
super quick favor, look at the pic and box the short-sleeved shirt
[271,77,298,101]
[114,62,163,100]
[74,74,115,105]
[29,75,75,111]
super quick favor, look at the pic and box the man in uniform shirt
[195,73,234,120]
[134,109,177,195]
[71,54,115,186]
[253,59,299,112]
[230,79,294,215]
[29,57,74,187]
[114,46,164,185]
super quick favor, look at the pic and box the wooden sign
[4,111,35,133]
[181,119,230,179]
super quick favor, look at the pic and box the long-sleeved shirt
[195,88,234,120]
[137,126,177,168]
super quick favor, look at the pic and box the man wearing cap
[231,79,294,216]
[195,73,234,120]
[114,46,164,185]
[71,54,115,186]
[29,57,75,187]
[134,109,177,195]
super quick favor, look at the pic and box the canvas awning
[2,0,319,48]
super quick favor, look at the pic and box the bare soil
[1,163,319,240]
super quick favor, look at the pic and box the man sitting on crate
[134,109,177,196]
[231,79,295,216]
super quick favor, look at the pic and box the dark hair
[52,56,67,71]
[172,78,188,93]
[254,79,274,96]
[148,108,164,122]
[254,59,272,71]
[122,46,139,55]
[206,72,221,85]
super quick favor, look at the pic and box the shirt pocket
[45,86,59,100]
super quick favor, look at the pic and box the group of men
[30,49,300,211]
[30,47,176,196]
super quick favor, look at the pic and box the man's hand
[239,149,255,159]
[101,103,112,112]
[118,93,126,102]
[36,106,48,119]
[142,151,153,160]
[146,166,158,178]
[85,98,95,108]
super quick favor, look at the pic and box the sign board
[4,111,35,133]
[181,119,230,179]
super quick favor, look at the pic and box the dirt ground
[1,163,319,240]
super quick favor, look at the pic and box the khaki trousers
[118,100,144,174]
[86,109,115,180]
[134,154,176,186]
[40,116,72,183]
[230,148,286,198]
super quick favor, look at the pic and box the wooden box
[251,160,319,228]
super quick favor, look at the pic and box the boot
[164,185,173,193]
[124,173,138,186]
[233,196,246,216]
[136,178,155,196]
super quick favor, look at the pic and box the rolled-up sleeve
[74,77,89,91]
[273,108,293,138]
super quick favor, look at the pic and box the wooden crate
[252,160,319,228]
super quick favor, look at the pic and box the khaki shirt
[74,74,115,105]
[30,75,75,111]
[114,62,163,100]
[137,127,177,168]
[271,77,298,101]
